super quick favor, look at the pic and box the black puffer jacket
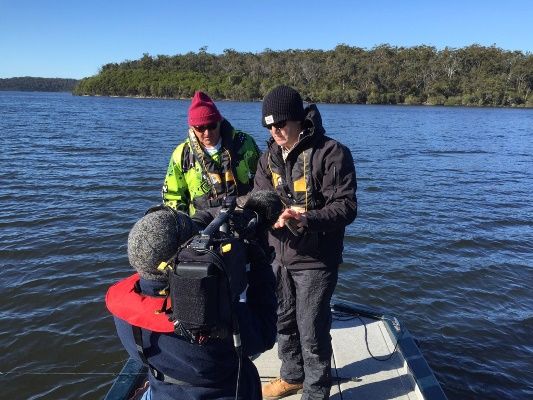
[254,104,357,269]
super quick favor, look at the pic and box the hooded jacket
[254,104,357,269]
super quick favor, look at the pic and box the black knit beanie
[262,85,305,127]
[127,208,195,281]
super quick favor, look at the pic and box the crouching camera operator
[106,192,282,400]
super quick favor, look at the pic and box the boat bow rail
[104,358,146,400]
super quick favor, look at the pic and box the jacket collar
[138,277,168,297]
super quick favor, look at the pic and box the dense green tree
[73,45,533,107]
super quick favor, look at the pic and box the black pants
[273,264,338,400]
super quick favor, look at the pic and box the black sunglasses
[193,122,219,132]
[266,120,287,130]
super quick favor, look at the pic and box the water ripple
[1,92,532,399]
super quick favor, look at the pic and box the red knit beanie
[187,91,222,126]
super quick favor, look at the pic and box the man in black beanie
[256,85,357,400]
[106,207,277,400]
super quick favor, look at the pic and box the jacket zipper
[280,156,295,266]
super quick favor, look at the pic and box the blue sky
[1,0,532,79]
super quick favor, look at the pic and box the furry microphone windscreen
[243,190,283,227]
[128,208,195,280]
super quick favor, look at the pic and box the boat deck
[254,316,420,400]
[104,304,447,400]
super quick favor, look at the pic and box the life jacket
[267,145,321,211]
[106,274,197,386]
[105,273,174,333]
[266,104,330,212]
[185,123,252,210]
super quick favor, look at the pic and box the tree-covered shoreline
[74,44,533,107]
[0,77,79,92]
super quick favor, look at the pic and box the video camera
[164,194,280,344]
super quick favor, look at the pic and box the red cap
[187,91,222,126]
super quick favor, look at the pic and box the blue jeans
[141,388,152,400]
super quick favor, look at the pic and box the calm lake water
[1,91,532,399]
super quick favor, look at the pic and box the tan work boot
[262,377,303,399]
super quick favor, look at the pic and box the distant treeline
[74,44,533,107]
[0,77,79,92]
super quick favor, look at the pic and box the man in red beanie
[162,91,260,215]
